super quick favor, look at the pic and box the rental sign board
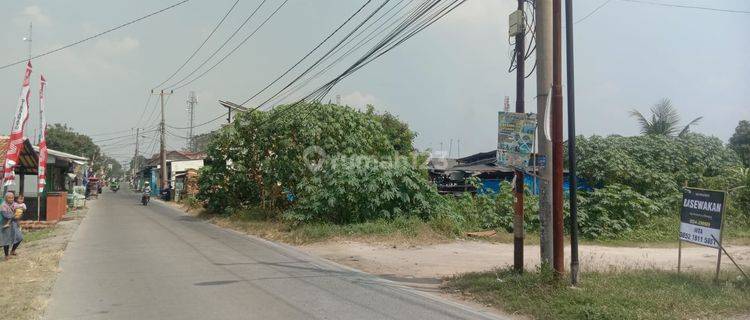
[679,188,725,248]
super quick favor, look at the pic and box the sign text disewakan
[679,188,725,248]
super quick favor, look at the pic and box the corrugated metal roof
[32,146,89,161]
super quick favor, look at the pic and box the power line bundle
[240,0,470,130]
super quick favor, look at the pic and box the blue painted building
[429,150,589,195]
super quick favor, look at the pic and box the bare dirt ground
[301,239,750,280]
[0,209,85,320]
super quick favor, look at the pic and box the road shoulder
[0,207,87,320]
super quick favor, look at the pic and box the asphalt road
[44,191,504,320]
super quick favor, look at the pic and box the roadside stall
[0,136,40,219]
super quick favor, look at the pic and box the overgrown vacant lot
[445,269,750,320]
[191,206,750,247]
[200,209,453,245]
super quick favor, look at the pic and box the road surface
[45,192,503,320]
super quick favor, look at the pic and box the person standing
[1,192,19,260]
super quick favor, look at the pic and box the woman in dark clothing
[1,192,20,260]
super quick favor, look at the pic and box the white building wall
[169,160,204,182]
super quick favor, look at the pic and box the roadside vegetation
[192,101,749,245]
[445,268,750,320]
[184,101,750,319]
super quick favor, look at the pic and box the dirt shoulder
[0,209,86,320]
[167,203,750,281]
[301,240,750,280]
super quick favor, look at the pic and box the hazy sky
[1,0,749,165]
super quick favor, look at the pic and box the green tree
[47,123,100,160]
[129,155,147,172]
[575,133,741,209]
[286,155,437,223]
[198,102,418,215]
[189,131,215,153]
[629,98,702,137]
[729,120,750,167]
[100,156,124,178]
[46,123,121,174]
[365,105,416,154]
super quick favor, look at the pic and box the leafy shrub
[285,155,438,224]
[199,103,415,213]
[576,184,661,238]
[431,181,540,234]
[197,126,261,214]
[575,133,740,200]
[181,195,201,212]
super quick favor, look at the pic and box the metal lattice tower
[186,91,197,151]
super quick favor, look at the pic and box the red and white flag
[3,61,32,186]
[38,75,47,193]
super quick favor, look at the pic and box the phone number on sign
[680,231,717,246]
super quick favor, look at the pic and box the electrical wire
[237,0,378,108]
[619,0,750,14]
[265,0,414,106]
[509,0,536,73]
[171,0,291,91]
[144,130,160,160]
[166,113,227,130]
[575,0,613,24]
[134,93,154,129]
[164,0,271,90]
[252,0,468,131]
[93,128,159,144]
[166,129,190,140]
[0,0,190,71]
[152,0,241,89]
[139,93,162,130]
[250,0,391,109]
[88,128,139,137]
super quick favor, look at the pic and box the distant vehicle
[110,181,120,193]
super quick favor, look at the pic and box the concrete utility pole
[513,0,526,273]
[552,0,565,275]
[132,127,140,185]
[152,89,173,191]
[186,91,197,151]
[535,0,554,265]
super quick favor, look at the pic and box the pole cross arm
[218,100,250,113]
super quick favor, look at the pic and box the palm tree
[629,98,702,137]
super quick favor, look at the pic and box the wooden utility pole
[513,0,526,273]
[132,127,140,186]
[535,0,554,265]
[551,0,565,275]
[152,89,173,192]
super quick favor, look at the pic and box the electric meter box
[509,10,524,37]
